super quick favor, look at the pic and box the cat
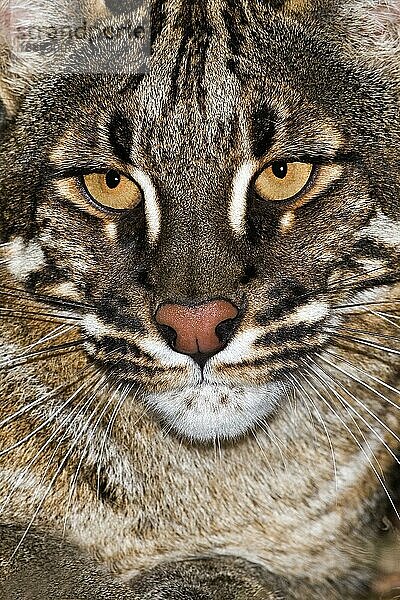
[0,0,399,598]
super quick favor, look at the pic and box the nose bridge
[150,185,240,301]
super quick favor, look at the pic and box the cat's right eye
[82,170,143,211]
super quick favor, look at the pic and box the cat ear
[340,0,400,71]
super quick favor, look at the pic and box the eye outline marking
[252,160,318,205]
[50,163,161,244]
[78,169,144,214]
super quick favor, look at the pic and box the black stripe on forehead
[151,0,168,47]
[170,1,212,106]
[109,112,133,163]
[251,103,276,159]
[108,74,145,162]
[222,0,249,58]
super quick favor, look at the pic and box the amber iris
[254,161,313,202]
[83,170,142,210]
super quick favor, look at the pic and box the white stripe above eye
[131,168,161,244]
[229,161,257,235]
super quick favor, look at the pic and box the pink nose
[155,300,239,355]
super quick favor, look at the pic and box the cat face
[1,0,399,442]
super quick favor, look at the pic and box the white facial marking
[81,314,110,337]
[131,168,160,244]
[280,211,295,233]
[145,381,282,442]
[6,237,46,281]
[139,338,194,369]
[209,328,263,367]
[290,301,329,325]
[229,161,257,235]
[360,212,400,246]
[104,221,117,241]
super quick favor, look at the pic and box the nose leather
[155,300,238,355]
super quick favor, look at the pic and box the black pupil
[272,162,288,179]
[105,170,121,189]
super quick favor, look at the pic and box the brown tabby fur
[0,0,399,598]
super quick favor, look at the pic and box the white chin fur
[145,382,283,443]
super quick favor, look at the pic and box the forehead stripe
[229,161,256,235]
[132,169,160,244]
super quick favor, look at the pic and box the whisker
[0,339,88,370]
[96,383,137,499]
[297,366,400,520]
[250,429,276,475]
[0,371,98,459]
[302,361,385,477]
[10,391,103,560]
[333,299,400,310]
[19,324,78,355]
[375,311,400,320]
[324,325,400,343]
[0,307,81,323]
[299,266,399,303]
[256,422,288,470]
[36,373,106,490]
[287,372,338,490]
[0,369,102,521]
[0,362,96,430]
[305,358,400,468]
[369,309,400,329]
[329,332,400,356]
[321,351,400,408]
[62,375,113,535]
[0,286,94,312]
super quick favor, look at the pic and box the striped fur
[0,1,399,598]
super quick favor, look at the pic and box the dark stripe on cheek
[96,305,146,335]
[26,264,70,292]
[255,282,310,324]
[256,322,318,347]
[354,237,393,261]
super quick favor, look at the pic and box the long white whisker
[369,309,400,330]
[96,383,137,499]
[322,351,400,409]
[63,377,113,536]
[331,332,400,356]
[315,359,400,444]
[306,358,400,469]
[0,374,98,458]
[298,366,400,521]
[250,429,276,475]
[0,363,95,430]
[287,372,338,491]
[0,370,103,521]
[20,324,77,354]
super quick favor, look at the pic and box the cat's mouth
[143,380,283,443]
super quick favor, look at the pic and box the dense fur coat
[0,1,399,598]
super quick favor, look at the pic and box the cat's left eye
[254,161,314,202]
[83,170,142,211]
